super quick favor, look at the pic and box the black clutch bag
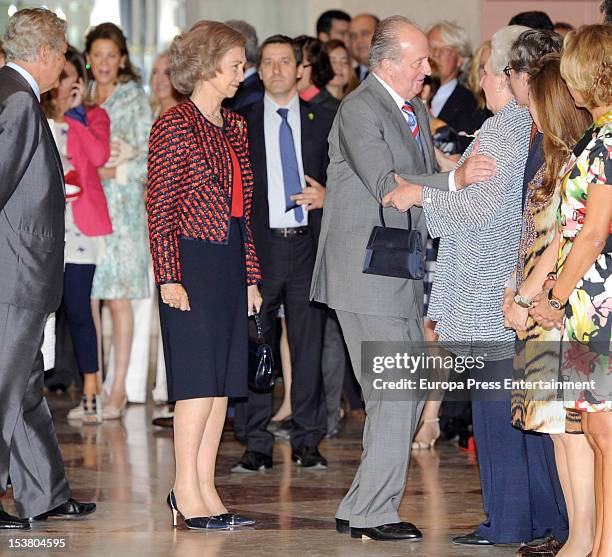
[248,312,274,392]
[362,205,425,280]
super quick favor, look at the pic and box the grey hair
[2,8,66,63]
[369,15,414,69]
[490,25,529,75]
[225,20,259,65]
[429,20,472,59]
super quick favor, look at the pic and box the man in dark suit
[0,8,95,529]
[427,22,487,140]
[349,13,379,81]
[316,9,351,43]
[223,20,264,111]
[232,35,334,472]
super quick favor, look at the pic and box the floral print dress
[91,81,153,300]
[559,110,612,412]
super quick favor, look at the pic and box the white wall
[186,0,310,40]
[183,0,605,52]
[185,0,482,51]
[481,0,601,39]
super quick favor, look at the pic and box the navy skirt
[159,218,248,401]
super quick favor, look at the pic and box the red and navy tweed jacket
[147,100,261,286]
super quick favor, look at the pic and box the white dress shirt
[430,78,457,118]
[372,73,456,190]
[243,66,257,80]
[7,62,41,101]
[263,93,308,227]
[357,64,369,81]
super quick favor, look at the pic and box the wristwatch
[547,289,567,311]
[514,289,532,309]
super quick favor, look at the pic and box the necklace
[202,109,222,123]
[191,98,223,125]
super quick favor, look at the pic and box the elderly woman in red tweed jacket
[147,21,262,531]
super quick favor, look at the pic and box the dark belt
[270,226,309,238]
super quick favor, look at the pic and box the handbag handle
[379,204,412,231]
[252,311,264,341]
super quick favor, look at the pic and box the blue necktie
[277,108,303,222]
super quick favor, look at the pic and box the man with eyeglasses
[427,21,488,152]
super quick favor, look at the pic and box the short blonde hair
[468,40,491,110]
[2,8,66,62]
[560,24,612,109]
[169,21,246,96]
[429,21,471,59]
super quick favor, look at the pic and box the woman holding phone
[42,46,113,423]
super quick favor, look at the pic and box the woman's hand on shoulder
[160,283,191,311]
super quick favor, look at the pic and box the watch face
[548,298,562,310]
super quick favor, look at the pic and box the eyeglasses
[430,45,455,58]
[502,65,512,77]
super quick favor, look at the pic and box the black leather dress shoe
[213,512,256,527]
[452,531,494,545]
[30,498,96,521]
[0,510,30,530]
[231,450,273,472]
[291,446,327,469]
[336,518,350,534]
[351,522,422,541]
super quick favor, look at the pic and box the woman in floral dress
[531,25,611,557]
[85,22,153,418]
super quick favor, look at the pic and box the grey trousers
[321,309,349,434]
[335,310,424,528]
[0,303,69,517]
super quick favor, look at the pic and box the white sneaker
[67,400,86,420]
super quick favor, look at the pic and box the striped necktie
[401,101,423,153]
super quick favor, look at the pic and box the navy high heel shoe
[213,512,256,527]
[167,490,228,530]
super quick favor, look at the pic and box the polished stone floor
[0,395,525,557]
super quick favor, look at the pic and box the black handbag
[362,205,425,280]
[248,312,274,392]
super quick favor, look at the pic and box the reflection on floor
[0,395,524,557]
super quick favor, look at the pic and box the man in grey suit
[310,16,494,541]
[0,8,96,529]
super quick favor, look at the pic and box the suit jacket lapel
[249,102,267,189]
[247,102,269,225]
[4,66,64,189]
[437,83,459,124]
[366,75,427,163]
[41,117,65,189]
[412,99,436,172]
[299,101,315,174]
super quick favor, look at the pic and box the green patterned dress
[91,81,153,300]
[558,110,612,412]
